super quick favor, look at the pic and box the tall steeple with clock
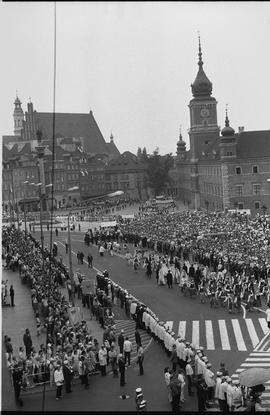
[188,37,220,161]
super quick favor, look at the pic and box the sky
[1,1,270,155]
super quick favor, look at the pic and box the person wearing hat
[185,359,194,396]
[169,371,182,412]
[135,387,147,412]
[215,372,222,403]
[226,378,234,412]
[170,344,178,373]
[218,376,228,413]
[118,353,126,387]
[62,359,73,394]
[204,363,215,403]
[231,380,243,410]
[195,373,208,413]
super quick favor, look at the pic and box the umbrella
[239,368,270,387]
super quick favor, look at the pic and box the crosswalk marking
[246,357,270,361]
[205,320,215,350]
[232,319,247,351]
[259,318,268,334]
[245,318,259,348]
[164,317,268,352]
[218,320,231,350]
[192,321,199,348]
[114,319,152,360]
[178,321,186,339]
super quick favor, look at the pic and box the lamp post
[23,180,29,238]
[67,186,79,306]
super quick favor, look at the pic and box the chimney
[238,126,245,134]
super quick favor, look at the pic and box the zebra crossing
[164,318,268,351]
[231,351,270,410]
[114,319,152,362]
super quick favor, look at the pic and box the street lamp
[23,181,29,238]
[67,186,79,306]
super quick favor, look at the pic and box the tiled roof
[236,130,270,159]
[106,140,120,158]
[106,151,145,172]
[36,111,112,155]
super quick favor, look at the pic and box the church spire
[191,35,213,97]
[221,104,235,137]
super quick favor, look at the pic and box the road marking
[259,318,268,334]
[192,321,199,348]
[205,320,215,350]
[232,319,247,351]
[218,320,231,350]
[245,318,259,348]
[178,321,186,339]
[242,304,246,319]
[246,358,270,361]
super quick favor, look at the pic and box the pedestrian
[135,328,142,352]
[55,227,58,237]
[80,251,84,265]
[23,328,33,358]
[62,360,73,393]
[77,251,81,265]
[266,304,270,329]
[118,353,126,386]
[36,313,41,336]
[65,240,68,254]
[170,344,178,373]
[137,345,144,376]
[99,345,107,376]
[87,253,93,268]
[78,223,81,232]
[118,329,125,354]
[109,344,118,378]
[12,363,23,407]
[164,367,173,404]
[10,284,15,307]
[196,373,208,413]
[169,372,181,412]
[124,336,132,367]
[167,270,173,289]
[54,361,64,400]
[185,359,194,396]
[135,387,147,412]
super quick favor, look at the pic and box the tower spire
[225,104,229,127]
[198,32,203,67]
[179,125,182,140]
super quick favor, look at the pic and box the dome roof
[221,110,235,137]
[191,37,212,98]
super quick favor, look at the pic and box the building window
[252,165,258,174]
[235,185,243,196]
[238,203,244,210]
[253,184,261,195]
[254,201,260,209]
[235,167,242,175]
[226,151,233,156]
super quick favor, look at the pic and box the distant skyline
[1,2,270,155]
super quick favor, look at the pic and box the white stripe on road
[259,318,268,334]
[192,321,199,348]
[218,320,231,350]
[178,321,186,339]
[246,358,270,361]
[245,318,259,348]
[205,320,215,350]
[240,363,270,367]
[232,319,247,351]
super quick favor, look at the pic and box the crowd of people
[3,206,270,411]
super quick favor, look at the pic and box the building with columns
[173,38,270,215]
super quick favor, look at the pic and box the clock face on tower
[200,107,210,118]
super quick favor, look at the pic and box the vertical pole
[23,187,27,238]
[67,212,74,306]
[40,191,45,271]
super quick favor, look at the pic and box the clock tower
[188,37,220,161]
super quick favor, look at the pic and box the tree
[137,147,142,160]
[145,149,174,197]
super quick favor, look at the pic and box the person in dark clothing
[118,354,126,386]
[118,330,125,354]
[62,360,73,393]
[79,251,84,265]
[12,364,23,406]
[170,344,178,372]
[167,270,173,289]
[55,228,58,237]
[169,373,181,412]
[196,374,208,413]
[135,329,142,352]
[137,345,144,376]
[10,285,15,307]
[23,328,33,358]
[87,254,93,268]
[65,241,69,254]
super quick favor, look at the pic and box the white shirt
[266,309,270,322]
[123,340,132,352]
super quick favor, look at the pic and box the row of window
[235,201,265,210]
[235,184,261,196]
[202,182,222,197]
[81,184,105,191]
[201,166,221,177]
[235,165,259,175]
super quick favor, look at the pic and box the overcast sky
[1,2,270,155]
